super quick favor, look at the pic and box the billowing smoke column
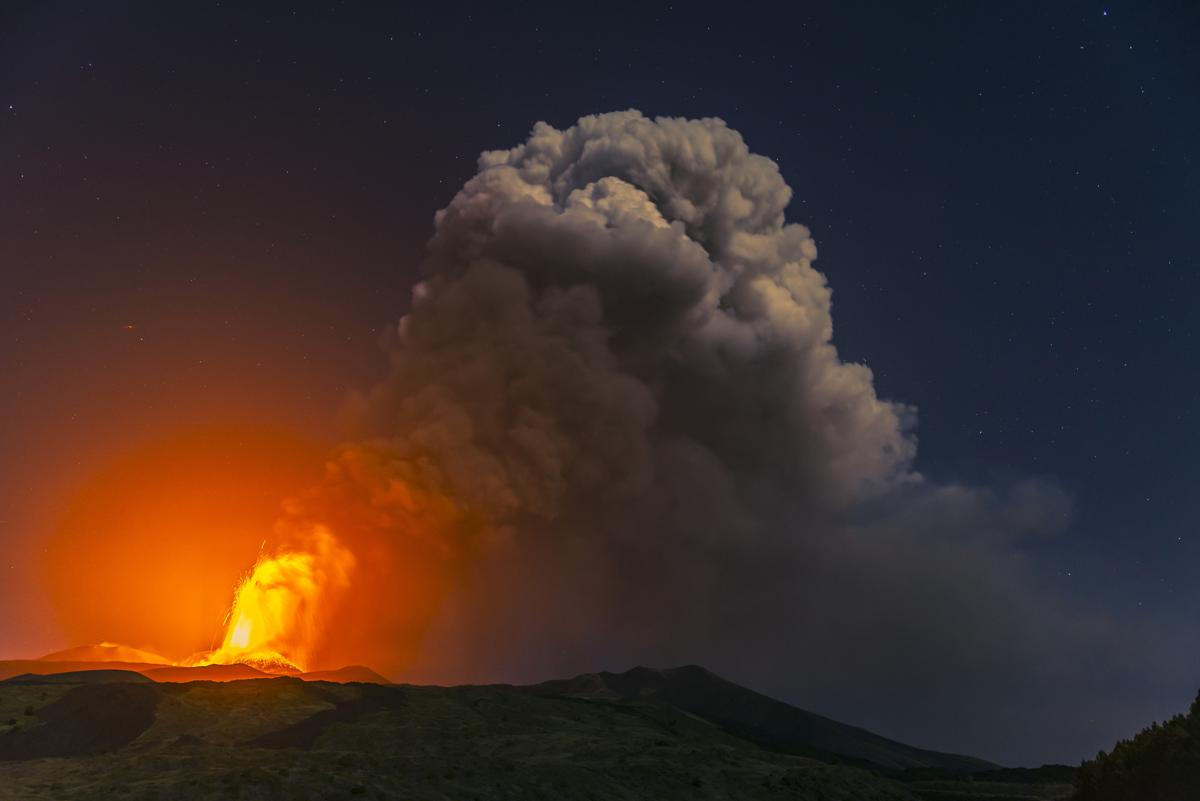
[292,111,1111,760]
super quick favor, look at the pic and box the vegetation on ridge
[1073,689,1200,801]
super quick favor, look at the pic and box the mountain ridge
[1,654,995,773]
[530,664,996,774]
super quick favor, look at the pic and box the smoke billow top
[280,111,1135,762]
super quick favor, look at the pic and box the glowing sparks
[193,526,354,673]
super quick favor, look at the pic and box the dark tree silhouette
[1074,690,1200,801]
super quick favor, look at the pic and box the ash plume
[291,111,1142,763]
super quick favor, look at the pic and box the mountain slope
[37,644,170,665]
[0,673,918,801]
[0,660,164,682]
[531,665,995,773]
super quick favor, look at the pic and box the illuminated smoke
[283,111,1127,760]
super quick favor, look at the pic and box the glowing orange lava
[192,526,354,673]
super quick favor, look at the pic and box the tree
[1073,690,1200,801]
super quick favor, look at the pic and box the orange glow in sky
[40,426,328,663]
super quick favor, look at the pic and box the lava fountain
[191,526,355,673]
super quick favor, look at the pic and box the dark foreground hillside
[0,667,1074,801]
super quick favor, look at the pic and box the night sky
[2,0,1198,765]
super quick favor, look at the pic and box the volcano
[36,644,172,665]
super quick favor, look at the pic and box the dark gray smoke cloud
[307,111,1154,765]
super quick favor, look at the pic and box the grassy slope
[0,677,918,801]
[0,673,1077,801]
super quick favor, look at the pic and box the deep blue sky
[1,0,1197,762]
